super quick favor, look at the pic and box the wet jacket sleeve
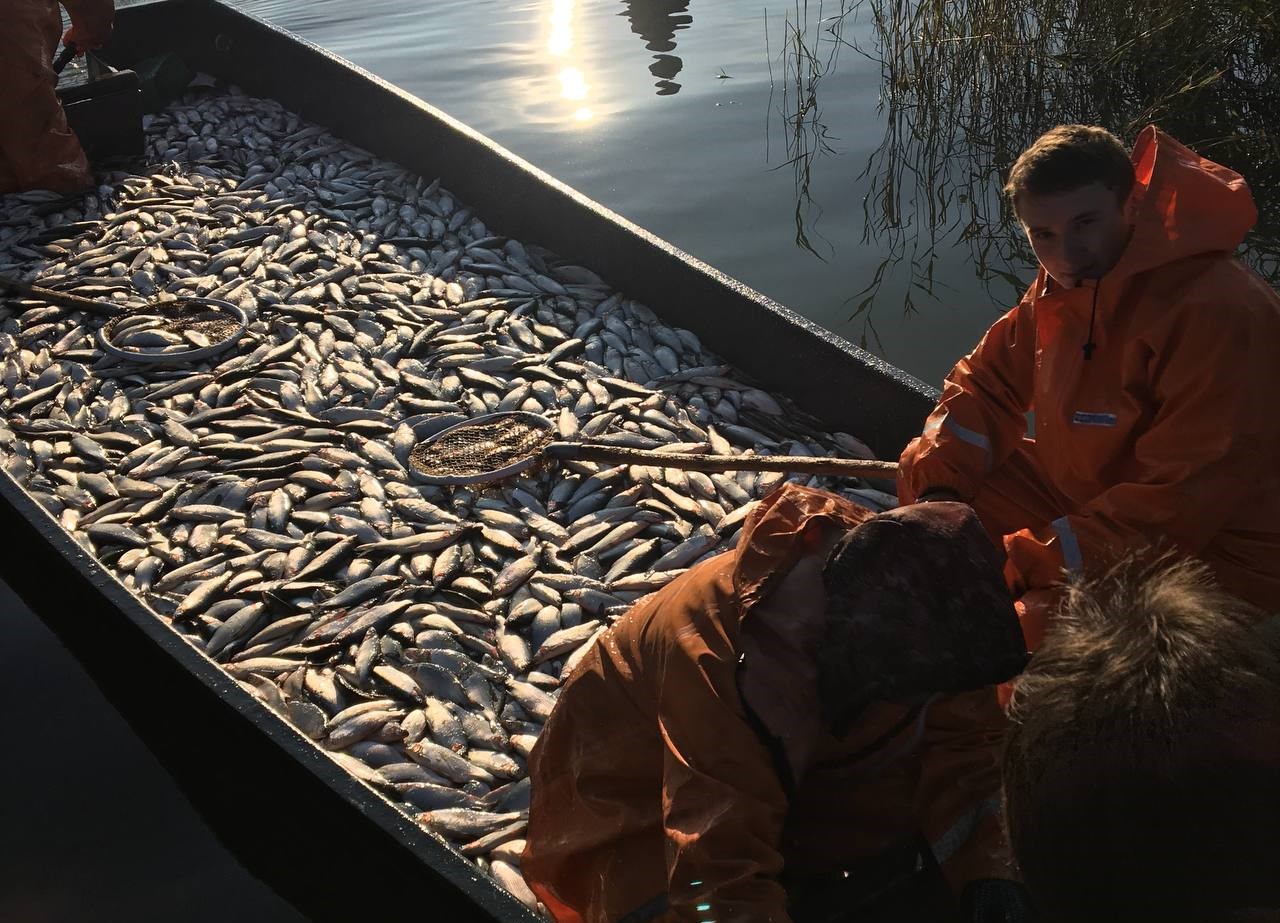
[1003,296,1276,595]
[656,638,793,923]
[914,690,1016,889]
[899,301,1037,504]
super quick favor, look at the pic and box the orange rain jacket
[522,483,1014,923]
[899,127,1280,645]
[0,0,114,194]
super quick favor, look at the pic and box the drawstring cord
[1082,279,1100,360]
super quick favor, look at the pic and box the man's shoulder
[1150,252,1277,303]
[616,554,740,653]
[1132,253,1280,332]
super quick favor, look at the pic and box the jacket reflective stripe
[1071,410,1118,426]
[1051,516,1083,574]
[930,795,1001,865]
[926,416,993,472]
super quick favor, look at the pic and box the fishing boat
[0,1,939,920]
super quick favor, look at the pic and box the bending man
[522,483,1033,923]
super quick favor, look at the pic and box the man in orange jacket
[898,124,1280,649]
[522,483,1034,923]
[0,0,115,194]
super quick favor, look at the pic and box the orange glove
[1012,587,1062,654]
[996,588,1061,709]
[62,0,115,53]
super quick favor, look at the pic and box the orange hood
[1110,125,1258,281]
[730,482,870,618]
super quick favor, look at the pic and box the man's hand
[1010,587,1062,653]
[63,18,113,53]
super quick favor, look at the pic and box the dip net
[102,299,241,354]
[408,412,556,484]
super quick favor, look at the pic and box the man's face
[1017,181,1135,289]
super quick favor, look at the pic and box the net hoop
[97,296,249,366]
[407,411,557,486]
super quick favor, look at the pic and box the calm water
[0,578,315,922]
[228,0,1029,388]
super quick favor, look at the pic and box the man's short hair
[1003,552,1280,921]
[1004,124,1135,213]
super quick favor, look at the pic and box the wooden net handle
[544,441,897,478]
[0,273,122,317]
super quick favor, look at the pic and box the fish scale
[0,85,892,897]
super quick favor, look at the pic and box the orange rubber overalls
[522,484,1016,923]
[0,0,114,194]
[899,127,1280,649]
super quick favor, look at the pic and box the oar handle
[545,441,898,478]
[0,273,122,317]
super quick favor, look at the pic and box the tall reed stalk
[768,0,855,262]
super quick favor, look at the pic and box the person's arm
[656,631,794,923]
[899,299,1038,504]
[1003,298,1277,600]
[60,0,114,51]
[913,689,1017,890]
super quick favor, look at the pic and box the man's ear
[801,520,830,553]
[1123,186,1140,224]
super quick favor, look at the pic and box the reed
[774,0,1279,340]
[767,0,855,263]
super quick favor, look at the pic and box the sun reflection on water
[546,0,595,125]
[559,67,587,101]
[548,0,573,56]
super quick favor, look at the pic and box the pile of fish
[0,85,895,911]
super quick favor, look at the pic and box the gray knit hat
[817,501,1029,734]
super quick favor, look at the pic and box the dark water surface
[0,578,315,922]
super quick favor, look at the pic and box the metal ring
[97,297,249,366]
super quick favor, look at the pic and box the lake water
[0,577,315,923]
[227,0,1039,389]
